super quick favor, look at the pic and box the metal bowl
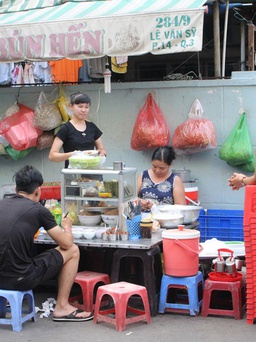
[158,205,203,224]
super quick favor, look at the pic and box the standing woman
[137,146,186,211]
[49,92,106,168]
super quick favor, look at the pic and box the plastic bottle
[53,203,62,226]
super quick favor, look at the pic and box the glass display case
[60,167,137,229]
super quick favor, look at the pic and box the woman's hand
[140,199,153,211]
[228,173,246,190]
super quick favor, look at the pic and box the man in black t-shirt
[0,165,93,322]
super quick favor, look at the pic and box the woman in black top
[49,92,106,168]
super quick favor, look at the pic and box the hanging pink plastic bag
[130,93,170,151]
[0,103,43,151]
[172,99,217,154]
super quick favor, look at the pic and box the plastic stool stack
[201,274,246,319]
[158,271,204,316]
[243,185,256,324]
[0,289,37,332]
[93,281,152,331]
[69,271,110,312]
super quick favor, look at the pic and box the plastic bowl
[78,214,102,226]
[83,229,96,239]
[101,214,118,226]
[153,213,184,228]
[72,228,84,239]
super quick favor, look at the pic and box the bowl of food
[83,229,96,240]
[78,211,102,226]
[95,227,107,239]
[72,227,84,239]
[158,204,203,224]
[153,213,184,228]
[101,214,119,226]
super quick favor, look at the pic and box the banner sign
[0,9,204,62]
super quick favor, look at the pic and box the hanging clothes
[78,60,92,83]
[33,62,52,84]
[0,63,14,85]
[111,56,128,74]
[23,62,35,84]
[49,58,82,83]
[87,57,106,78]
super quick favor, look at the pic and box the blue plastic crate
[199,209,244,242]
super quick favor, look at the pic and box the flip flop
[53,308,94,322]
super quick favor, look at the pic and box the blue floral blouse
[139,170,176,205]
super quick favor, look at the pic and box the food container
[68,152,105,169]
[162,227,202,276]
[101,214,118,226]
[72,227,84,239]
[158,204,203,224]
[83,229,96,239]
[172,169,191,182]
[153,213,184,228]
[78,212,102,226]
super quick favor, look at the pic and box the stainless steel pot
[172,169,191,182]
[183,180,198,188]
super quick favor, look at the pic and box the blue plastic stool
[0,289,37,332]
[158,271,204,316]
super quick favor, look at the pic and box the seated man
[0,165,93,322]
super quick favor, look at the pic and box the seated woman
[137,146,186,211]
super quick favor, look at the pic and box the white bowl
[83,229,96,239]
[95,227,107,239]
[101,214,118,226]
[153,213,184,228]
[78,214,102,226]
[158,204,202,224]
[72,228,84,239]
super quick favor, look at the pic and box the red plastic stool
[69,271,110,312]
[93,281,152,331]
[201,276,246,319]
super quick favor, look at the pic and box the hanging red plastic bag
[0,103,43,151]
[218,112,253,166]
[130,93,170,151]
[172,99,217,154]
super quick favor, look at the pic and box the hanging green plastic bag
[5,145,35,160]
[218,113,253,165]
[231,154,255,173]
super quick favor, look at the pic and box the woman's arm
[49,136,73,162]
[173,176,187,205]
[95,137,106,156]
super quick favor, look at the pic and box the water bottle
[53,203,62,226]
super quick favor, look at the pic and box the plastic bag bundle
[130,93,170,151]
[218,112,254,172]
[172,99,217,154]
[57,85,73,121]
[34,91,62,131]
[0,103,43,151]
[36,130,55,150]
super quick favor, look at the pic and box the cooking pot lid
[162,229,200,239]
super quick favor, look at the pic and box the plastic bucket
[162,229,202,277]
[185,186,199,205]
